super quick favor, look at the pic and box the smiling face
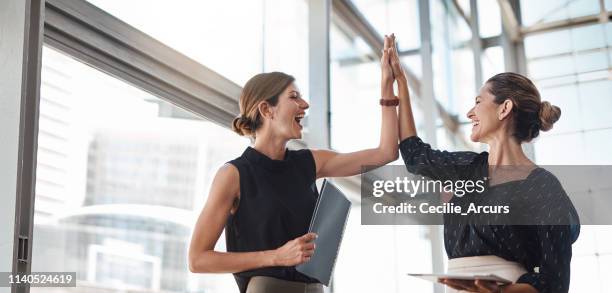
[466,83,510,143]
[260,83,309,140]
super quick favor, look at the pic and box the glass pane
[350,0,421,50]
[608,23,612,45]
[334,206,434,292]
[457,0,470,16]
[477,0,501,38]
[571,24,607,51]
[538,84,582,134]
[594,226,612,254]
[572,226,597,256]
[330,18,408,153]
[521,0,600,27]
[574,50,610,73]
[86,0,308,89]
[571,226,612,293]
[599,255,612,293]
[570,255,602,292]
[261,0,310,100]
[578,80,612,130]
[401,54,422,79]
[452,48,476,123]
[584,129,612,164]
[431,0,472,117]
[481,46,505,80]
[86,0,261,85]
[329,59,382,152]
[525,29,573,58]
[534,133,586,165]
[33,46,250,292]
[528,55,575,79]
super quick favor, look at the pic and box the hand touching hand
[389,34,406,83]
[272,233,317,267]
[381,34,395,85]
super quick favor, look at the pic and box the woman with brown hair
[188,36,401,293]
[388,34,580,293]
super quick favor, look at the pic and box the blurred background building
[1,0,611,292]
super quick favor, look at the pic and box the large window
[526,23,612,165]
[32,47,249,292]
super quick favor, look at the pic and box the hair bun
[539,101,561,131]
[232,115,254,136]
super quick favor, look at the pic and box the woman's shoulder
[288,148,316,173]
[522,166,580,227]
[527,167,564,189]
[227,147,250,164]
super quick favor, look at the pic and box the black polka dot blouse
[399,136,580,293]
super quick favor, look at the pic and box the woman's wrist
[262,249,278,267]
[396,77,408,87]
[381,78,394,88]
[381,94,396,99]
[381,85,395,98]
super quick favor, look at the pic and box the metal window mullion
[307,0,331,149]
[418,0,438,147]
[9,1,45,293]
[418,2,444,293]
[470,0,484,89]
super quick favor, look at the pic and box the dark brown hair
[232,72,295,137]
[486,72,561,142]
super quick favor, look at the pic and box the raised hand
[389,34,406,83]
[381,35,395,98]
[381,35,394,86]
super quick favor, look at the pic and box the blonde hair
[232,72,295,137]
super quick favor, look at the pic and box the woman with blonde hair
[188,36,401,293]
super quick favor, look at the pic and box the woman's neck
[486,134,533,166]
[253,132,288,160]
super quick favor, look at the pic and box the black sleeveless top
[226,146,320,293]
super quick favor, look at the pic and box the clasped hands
[380,33,406,98]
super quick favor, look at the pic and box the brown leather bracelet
[380,97,399,106]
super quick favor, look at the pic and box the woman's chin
[470,133,479,142]
[291,130,302,140]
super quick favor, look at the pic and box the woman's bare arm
[312,35,399,178]
[188,164,316,273]
[389,34,417,141]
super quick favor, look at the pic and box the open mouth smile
[295,113,305,129]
